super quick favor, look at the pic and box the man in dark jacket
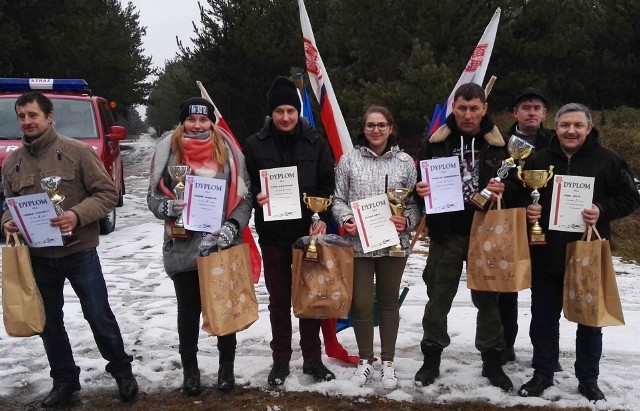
[413,83,513,391]
[1,92,138,407]
[243,76,336,386]
[499,87,553,364]
[518,103,640,401]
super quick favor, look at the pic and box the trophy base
[389,248,406,258]
[469,192,491,210]
[529,232,547,246]
[62,233,80,247]
[169,223,191,239]
[304,250,319,261]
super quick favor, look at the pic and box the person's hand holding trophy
[470,136,535,210]
[387,187,412,257]
[302,193,333,261]
[41,176,79,246]
[517,165,554,245]
[168,165,191,238]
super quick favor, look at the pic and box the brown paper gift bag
[2,232,46,337]
[197,243,259,336]
[292,241,354,319]
[563,226,624,327]
[467,200,531,292]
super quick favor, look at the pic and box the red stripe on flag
[319,86,344,160]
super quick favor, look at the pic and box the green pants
[351,256,407,362]
[420,235,504,353]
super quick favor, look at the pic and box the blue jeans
[31,248,133,385]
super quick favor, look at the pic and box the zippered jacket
[1,127,118,258]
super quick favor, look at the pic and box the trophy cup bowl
[516,165,554,245]
[469,136,535,210]
[302,193,333,261]
[168,165,191,237]
[387,187,412,257]
[41,176,79,246]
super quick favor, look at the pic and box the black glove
[216,220,239,250]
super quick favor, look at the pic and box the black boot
[218,362,235,392]
[500,345,516,365]
[113,370,139,402]
[40,383,81,408]
[181,354,202,396]
[414,345,442,387]
[481,349,513,392]
[578,382,606,402]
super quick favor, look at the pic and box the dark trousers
[172,270,236,363]
[498,292,519,348]
[262,246,321,364]
[32,249,133,385]
[530,272,602,382]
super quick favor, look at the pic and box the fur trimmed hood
[429,115,505,147]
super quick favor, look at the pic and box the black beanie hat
[267,76,301,114]
[179,97,216,124]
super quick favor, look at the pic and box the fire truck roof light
[0,78,89,92]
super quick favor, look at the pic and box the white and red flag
[298,0,352,162]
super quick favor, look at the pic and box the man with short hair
[518,103,640,401]
[243,76,336,386]
[499,87,553,364]
[1,92,138,407]
[414,83,513,391]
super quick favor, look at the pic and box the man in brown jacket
[1,92,138,408]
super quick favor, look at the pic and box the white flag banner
[298,0,353,160]
[445,8,501,117]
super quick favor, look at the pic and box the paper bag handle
[5,232,22,247]
[489,194,504,211]
[581,225,603,241]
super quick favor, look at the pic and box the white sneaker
[350,359,373,386]
[381,361,398,389]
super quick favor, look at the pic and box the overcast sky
[128,0,203,70]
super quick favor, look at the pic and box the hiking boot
[302,360,335,382]
[518,373,553,397]
[381,361,398,389]
[578,382,606,402]
[481,349,513,392]
[115,371,138,402]
[414,345,442,387]
[217,363,235,392]
[40,383,80,408]
[351,358,373,386]
[181,355,202,396]
[501,345,516,365]
[268,363,290,386]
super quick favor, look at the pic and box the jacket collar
[22,127,57,156]
[429,120,504,147]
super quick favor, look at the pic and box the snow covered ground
[1,135,638,410]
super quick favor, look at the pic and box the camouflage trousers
[420,234,505,354]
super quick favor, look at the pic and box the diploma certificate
[351,193,400,254]
[260,166,302,221]
[419,157,464,214]
[549,174,595,233]
[183,175,226,232]
[6,193,63,247]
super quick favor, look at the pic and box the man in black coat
[243,76,336,386]
[518,103,640,401]
[499,87,553,364]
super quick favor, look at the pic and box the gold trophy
[517,165,554,245]
[302,193,333,261]
[469,136,535,210]
[168,165,191,238]
[41,176,79,246]
[387,187,412,257]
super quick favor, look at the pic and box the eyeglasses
[364,122,389,131]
